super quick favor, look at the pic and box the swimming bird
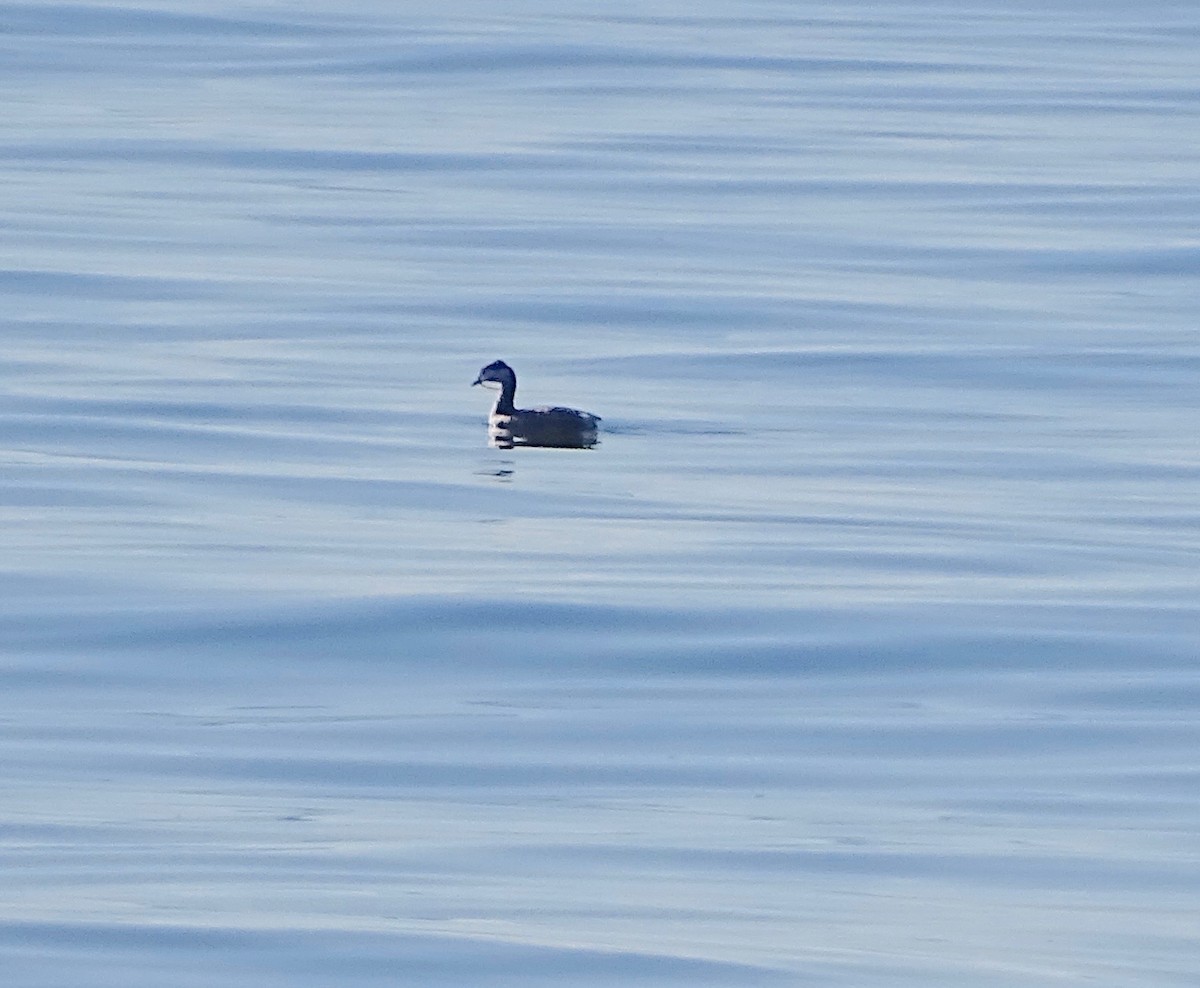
[472,360,600,448]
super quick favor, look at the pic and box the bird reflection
[475,460,515,481]
[472,360,600,449]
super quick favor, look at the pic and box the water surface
[2,1,1199,985]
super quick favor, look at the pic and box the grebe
[472,360,600,449]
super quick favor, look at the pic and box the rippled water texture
[2,1,1198,985]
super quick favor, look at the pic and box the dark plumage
[472,360,600,449]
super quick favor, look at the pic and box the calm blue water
[3,2,1199,985]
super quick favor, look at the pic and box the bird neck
[492,375,517,415]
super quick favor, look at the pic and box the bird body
[472,360,599,449]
